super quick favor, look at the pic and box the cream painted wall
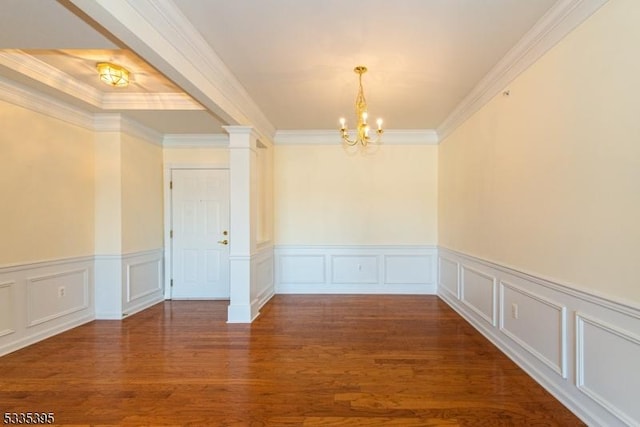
[275,144,438,245]
[94,131,122,254]
[439,0,640,303]
[256,144,273,244]
[121,134,164,253]
[0,100,94,265]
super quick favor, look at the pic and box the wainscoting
[438,247,640,427]
[95,249,164,320]
[275,245,437,294]
[254,244,275,311]
[0,256,94,357]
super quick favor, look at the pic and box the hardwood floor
[0,296,584,426]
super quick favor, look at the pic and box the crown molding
[163,133,228,148]
[0,75,94,130]
[274,129,438,145]
[94,113,163,145]
[69,0,276,144]
[437,0,609,141]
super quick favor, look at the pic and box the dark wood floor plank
[0,295,584,426]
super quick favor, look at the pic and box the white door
[171,169,230,299]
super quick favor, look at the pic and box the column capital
[223,125,262,149]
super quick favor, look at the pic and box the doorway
[170,168,230,299]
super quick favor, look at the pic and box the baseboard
[275,245,437,294]
[438,247,640,427]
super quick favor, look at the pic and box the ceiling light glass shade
[96,62,129,87]
[339,66,383,147]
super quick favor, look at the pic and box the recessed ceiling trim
[437,0,609,141]
[274,130,438,146]
[0,75,93,129]
[0,50,102,107]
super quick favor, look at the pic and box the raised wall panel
[576,314,640,426]
[438,256,459,298]
[121,250,164,317]
[500,281,567,377]
[126,259,162,302]
[275,246,437,294]
[27,269,89,327]
[461,266,496,326]
[384,255,432,285]
[0,282,15,337]
[254,246,275,310]
[279,255,325,284]
[331,255,378,284]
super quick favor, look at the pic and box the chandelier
[339,66,383,146]
[96,62,130,87]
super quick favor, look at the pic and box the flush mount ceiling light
[96,62,129,87]
[339,66,383,147]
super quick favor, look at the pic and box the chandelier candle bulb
[377,118,383,130]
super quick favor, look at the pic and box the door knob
[217,239,228,245]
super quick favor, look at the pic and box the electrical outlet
[511,303,519,319]
[58,286,66,298]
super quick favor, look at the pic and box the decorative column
[224,126,259,322]
[93,121,124,319]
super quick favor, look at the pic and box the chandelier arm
[341,133,359,146]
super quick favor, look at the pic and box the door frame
[163,163,230,300]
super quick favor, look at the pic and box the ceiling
[0,0,558,137]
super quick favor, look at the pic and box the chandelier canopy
[339,66,383,147]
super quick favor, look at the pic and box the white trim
[438,256,460,300]
[499,280,568,378]
[0,75,94,130]
[163,133,229,148]
[0,257,95,357]
[0,50,103,107]
[0,51,202,111]
[94,113,163,146]
[274,129,438,145]
[438,247,639,427]
[26,268,90,327]
[460,265,497,326]
[0,281,16,338]
[440,248,640,317]
[575,312,640,426]
[275,245,437,295]
[0,255,95,274]
[0,314,94,358]
[437,0,609,141]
